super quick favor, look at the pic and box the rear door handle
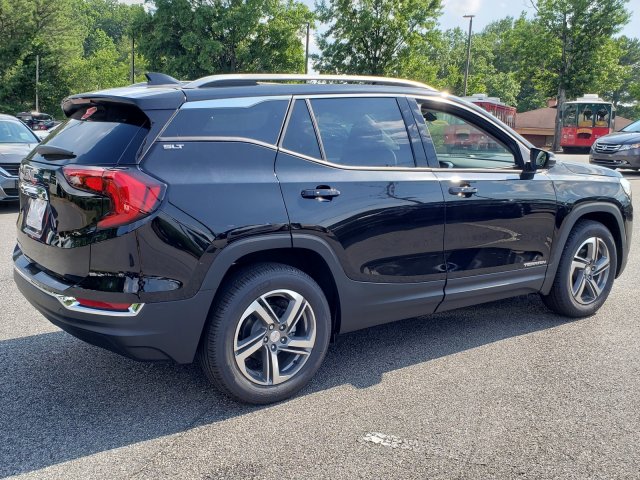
[448,186,478,196]
[301,187,341,201]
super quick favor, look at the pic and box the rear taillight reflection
[76,298,132,312]
[62,166,165,228]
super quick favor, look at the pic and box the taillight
[62,166,165,228]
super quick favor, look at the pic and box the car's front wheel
[541,220,617,317]
[198,263,331,404]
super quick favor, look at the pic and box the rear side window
[310,97,415,168]
[162,97,289,145]
[282,100,321,158]
[34,103,149,165]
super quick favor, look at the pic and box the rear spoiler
[62,88,185,118]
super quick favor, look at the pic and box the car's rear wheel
[541,220,616,317]
[198,263,331,404]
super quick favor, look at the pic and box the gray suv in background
[590,119,640,170]
[0,114,39,201]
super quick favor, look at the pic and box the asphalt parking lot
[1,154,639,479]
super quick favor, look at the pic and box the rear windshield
[161,97,290,145]
[33,103,149,165]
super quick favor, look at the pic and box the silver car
[590,119,640,170]
[0,114,40,201]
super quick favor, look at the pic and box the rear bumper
[14,253,213,363]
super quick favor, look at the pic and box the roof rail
[183,74,436,91]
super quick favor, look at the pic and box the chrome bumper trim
[14,265,144,317]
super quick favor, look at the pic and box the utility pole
[131,36,135,83]
[35,54,40,112]
[304,22,310,75]
[463,14,475,97]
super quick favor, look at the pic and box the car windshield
[621,120,640,133]
[0,119,38,144]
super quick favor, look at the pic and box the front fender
[540,201,629,295]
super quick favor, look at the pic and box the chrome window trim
[305,99,327,160]
[14,265,144,317]
[180,95,291,110]
[278,147,427,172]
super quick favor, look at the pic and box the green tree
[314,0,442,76]
[532,0,630,150]
[0,0,146,117]
[137,0,313,79]
[600,36,640,120]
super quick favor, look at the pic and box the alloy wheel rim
[233,289,316,386]
[569,237,610,305]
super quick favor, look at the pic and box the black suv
[14,73,633,404]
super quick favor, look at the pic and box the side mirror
[529,148,555,170]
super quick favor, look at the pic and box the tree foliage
[136,0,314,79]
[0,0,638,127]
[530,0,630,149]
[313,0,442,76]
[0,0,145,116]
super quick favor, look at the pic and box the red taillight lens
[76,298,132,311]
[63,166,165,228]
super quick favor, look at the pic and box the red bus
[442,94,516,151]
[561,94,614,152]
[462,94,517,128]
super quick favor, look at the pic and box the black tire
[198,262,331,404]
[541,220,617,317]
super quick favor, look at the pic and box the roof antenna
[145,72,181,86]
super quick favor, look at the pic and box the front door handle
[448,186,478,197]
[301,187,341,201]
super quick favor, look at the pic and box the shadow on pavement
[0,201,19,215]
[0,294,573,477]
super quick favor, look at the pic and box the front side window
[309,97,415,168]
[416,102,517,169]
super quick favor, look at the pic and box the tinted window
[310,97,414,168]
[162,98,289,145]
[563,104,577,127]
[31,103,149,165]
[282,100,321,158]
[0,119,39,143]
[417,103,516,169]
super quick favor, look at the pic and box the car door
[407,96,558,311]
[275,96,446,331]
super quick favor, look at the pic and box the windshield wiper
[35,145,76,160]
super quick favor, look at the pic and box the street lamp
[463,14,475,97]
[304,22,310,75]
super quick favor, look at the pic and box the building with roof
[515,102,633,148]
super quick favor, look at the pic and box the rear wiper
[35,145,76,160]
